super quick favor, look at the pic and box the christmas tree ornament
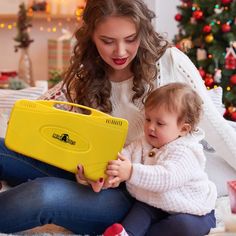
[175,13,183,22]
[205,34,214,43]
[192,10,204,20]
[230,74,236,85]
[214,7,224,14]
[198,67,206,78]
[214,69,222,83]
[231,111,236,121]
[202,25,212,33]
[225,45,236,70]
[228,106,236,113]
[221,0,233,5]
[178,38,193,52]
[190,17,197,25]
[221,23,231,33]
[197,48,207,61]
[204,74,214,87]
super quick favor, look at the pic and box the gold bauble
[228,106,236,113]
[179,38,193,52]
[205,34,214,43]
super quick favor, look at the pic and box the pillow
[0,85,48,138]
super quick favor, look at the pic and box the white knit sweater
[122,129,217,216]
[40,47,236,170]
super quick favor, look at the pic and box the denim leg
[0,138,75,185]
[146,210,216,236]
[122,201,168,236]
[0,177,134,235]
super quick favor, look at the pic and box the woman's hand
[106,153,132,186]
[75,165,104,193]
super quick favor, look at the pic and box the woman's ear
[180,123,191,136]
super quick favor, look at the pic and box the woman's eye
[126,37,137,43]
[102,40,113,44]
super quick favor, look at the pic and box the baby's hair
[144,82,203,131]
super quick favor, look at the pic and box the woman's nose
[114,42,126,57]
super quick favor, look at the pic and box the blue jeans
[122,201,216,236]
[0,138,134,235]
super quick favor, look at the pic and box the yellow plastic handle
[36,100,110,118]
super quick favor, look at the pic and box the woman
[0,0,235,235]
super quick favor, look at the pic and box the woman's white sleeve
[161,47,236,170]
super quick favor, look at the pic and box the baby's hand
[103,176,121,189]
[106,153,132,184]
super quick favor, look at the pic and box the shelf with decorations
[0,13,79,21]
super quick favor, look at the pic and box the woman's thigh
[147,210,216,236]
[0,138,75,185]
[0,177,134,235]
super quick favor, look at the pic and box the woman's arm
[159,47,236,169]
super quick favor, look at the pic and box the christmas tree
[14,2,34,52]
[174,0,236,121]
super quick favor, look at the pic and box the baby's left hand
[106,153,132,185]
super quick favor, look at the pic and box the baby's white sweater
[121,130,217,216]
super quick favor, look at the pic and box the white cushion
[0,85,47,138]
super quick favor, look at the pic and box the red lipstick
[113,58,127,65]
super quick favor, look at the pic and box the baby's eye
[157,122,165,126]
[145,118,151,122]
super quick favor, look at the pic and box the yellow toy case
[5,99,128,181]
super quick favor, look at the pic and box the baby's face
[144,106,186,148]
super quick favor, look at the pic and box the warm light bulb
[227,86,231,91]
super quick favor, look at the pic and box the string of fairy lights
[0,4,84,33]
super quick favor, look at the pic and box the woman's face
[92,16,141,72]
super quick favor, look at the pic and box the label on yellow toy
[5,99,128,181]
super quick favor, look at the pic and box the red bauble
[202,25,212,33]
[204,74,214,87]
[230,74,236,84]
[175,13,183,22]
[231,112,236,121]
[198,68,206,78]
[192,10,203,20]
[221,0,232,5]
[221,23,231,33]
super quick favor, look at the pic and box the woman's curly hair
[63,0,170,113]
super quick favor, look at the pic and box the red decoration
[228,180,236,213]
[175,13,183,22]
[204,74,214,87]
[192,10,203,20]
[230,74,236,84]
[231,112,236,121]
[221,0,232,5]
[225,47,236,70]
[221,23,231,33]
[198,68,206,78]
[202,25,212,33]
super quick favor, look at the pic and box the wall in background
[0,1,179,81]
